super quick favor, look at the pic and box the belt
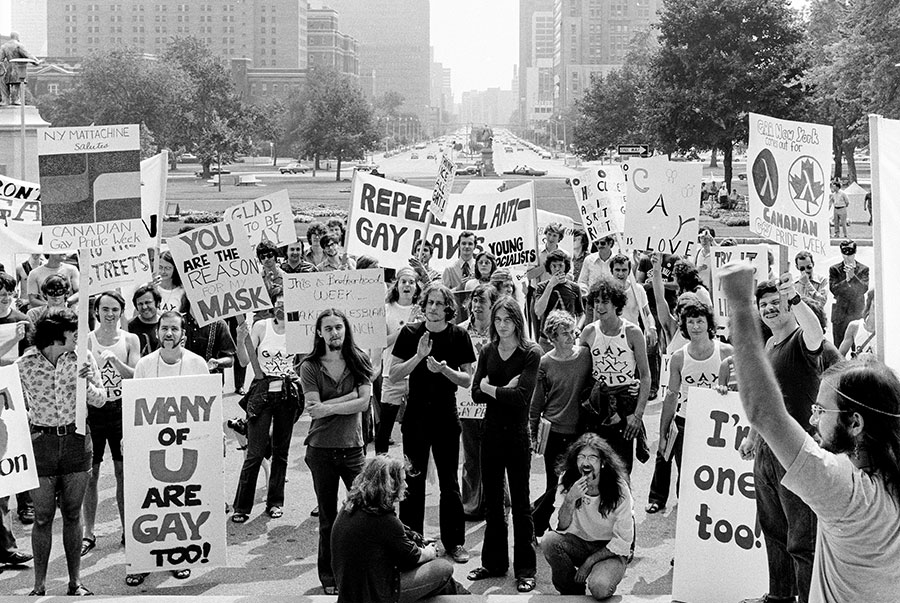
[31,423,77,436]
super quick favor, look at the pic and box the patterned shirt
[17,347,104,426]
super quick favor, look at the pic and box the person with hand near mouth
[542,433,635,600]
[317,234,356,272]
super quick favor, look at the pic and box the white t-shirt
[551,477,635,557]
[782,435,900,603]
[27,263,79,297]
[134,349,210,378]
[382,302,417,376]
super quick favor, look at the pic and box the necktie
[462,261,471,278]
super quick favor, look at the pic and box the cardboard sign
[672,388,767,603]
[748,113,833,257]
[710,245,769,336]
[38,124,146,251]
[122,375,226,573]
[0,365,39,497]
[430,155,457,221]
[85,244,153,294]
[569,166,627,244]
[283,269,387,354]
[140,151,168,245]
[347,172,538,270]
[168,220,272,327]
[0,172,42,253]
[625,156,701,257]
[225,190,297,247]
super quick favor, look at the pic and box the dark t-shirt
[0,307,31,362]
[128,317,159,357]
[534,281,584,339]
[769,327,842,431]
[392,321,475,421]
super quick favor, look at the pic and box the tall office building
[41,0,308,70]
[321,0,430,120]
[10,0,49,56]
[518,0,554,128]
[308,6,359,78]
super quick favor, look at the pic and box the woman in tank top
[156,251,187,314]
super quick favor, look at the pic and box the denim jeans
[532,430,577,535]
[647,416,685,506]
[755,440,816,602]
[233,395,296,514]
[542,530,627,598]
[398,558,458,603]
[481,427,535,578]
[460,418,485,517]
[304,445,365,589]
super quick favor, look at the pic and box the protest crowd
[0,116,898,603]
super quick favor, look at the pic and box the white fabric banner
[0,364,39,497]
[0,172,42,253]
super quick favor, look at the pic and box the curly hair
[673,259,703,294]
[543,309,577,341]
[343,455,413,515]
[544,249,571,274]
[678,298,716,340]
[31,308,79,349]
[587,276,627,314]
[306,221,328,244]
[556,433,629,516]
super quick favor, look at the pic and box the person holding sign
[299,309,373,596]
[82,292,140,558]
[719,263,900,603]
[391,284,475,566]
[646,299,732,514]
[608,254,657,350]
[17,310,105,596]
[256,240,286,295]
[441,231,477,291]
[26,275,73,325]
[541,433,635,600]
[467,296,542,593]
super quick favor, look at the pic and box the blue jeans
[755,440,816,602]
[304,445,365,589]
[398,558,458,603]
[233,395,296,514]
[542,531,627,599]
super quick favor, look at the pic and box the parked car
[195,166,231,177]
[411,153,419,159]
[503,165,547,177]
[455,163,479,175]
[354,164,380,173]
[426,153,436,159]
[539,151,552,159]
[279,162,309,174]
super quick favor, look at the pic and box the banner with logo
[673,388,767,603]
[569,165,627,244]
[347,172,537,271]
[225,190,297,248]
[122,375,226,573]
[0,172,42,253]
[38,124,146,252]
[0,365,39,497]
[748,113,833,257]
[624,156,701,257]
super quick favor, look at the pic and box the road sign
[618,144,652,157]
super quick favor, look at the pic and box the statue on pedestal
[1,32,41,106]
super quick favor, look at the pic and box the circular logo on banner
[788,156,826,216]
[752,149,779,207]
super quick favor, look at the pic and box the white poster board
[748,113,833,257]
[0,172,42,253]
[168,220,272,327]
[710,245,769,337]
[140,151,168,247]
[430,154,457,221]
[283,269,387,354]
[624,156,701,256]
[0,365,39,497]
[122,374,226,573]
[85,244,153,294]
[225,190,297,248]
[672,388,768,603]
[569,165,627,244]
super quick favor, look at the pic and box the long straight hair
[308,308,373,385]
[489,295,533,350]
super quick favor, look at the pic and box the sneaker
[446,545,470,563]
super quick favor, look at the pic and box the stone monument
[0,33,48,182]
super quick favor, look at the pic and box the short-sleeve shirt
[128,317,160,357]
[0,307,30,364]
[299,357,367,448]
[26,263,79,298]
[534,280,583,339]
[391,322,475,422]
[782,435,900,603]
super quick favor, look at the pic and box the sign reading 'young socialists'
[122,375,226,574]
[168,220,272,327]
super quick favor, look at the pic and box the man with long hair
[542,433,635,600]
[720,263,900,602]
[299,309,373,595]
[331,455,464,603]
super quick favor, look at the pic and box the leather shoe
[0,551,33,565]
[18,508,34,525]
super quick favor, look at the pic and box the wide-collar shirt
[17,346,104,426]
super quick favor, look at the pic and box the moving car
[502,165,547,177]
[279,162,309,174]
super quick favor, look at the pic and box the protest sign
[709,244,769,336]
[429,155,456,221]
[347,172,537,270]
[673,388,767,603]
[569,165,627,244]
[85,244,153,294]
[283,269,386,354]
[140,151,168,246]
[122,375,226,573]
[536,209,576,259]
[625,156,701,256]
[225,190,297,247]
[456,387,485,420]
[0,365,39,497]
[748,113,833,257]
[658,352,672,401]
[0,172,42,253]
[870,115,900,371]
[168,220,272,327]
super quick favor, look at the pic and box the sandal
[516,577,536,593]
[171,568,191,579]
[266,506,283,519]
[466,567,504,581]
[80,536,96,557]
[231,513,249,524]
[125,573,149,587]
[323,585,338,595]
[67,583,93,596]
[645,502,664,514]
[27,588,45,596]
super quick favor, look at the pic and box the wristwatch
[787,293,802,307]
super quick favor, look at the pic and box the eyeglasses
[809,403,845,424]
[257,251,276,259]
[576,454,600,463]
[597,240,611,247]
[798,265,814,272]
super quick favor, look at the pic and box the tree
[287,67,380,181]
[646,0,808,191]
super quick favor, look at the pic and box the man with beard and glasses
[128,284,162,357]
[541,433,635,600]
[256,240,285,296]
[735,275,841,603]
[317,234,356,272]
[719,263,900,603]
[299,309,372,596]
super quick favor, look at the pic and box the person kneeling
[332,455,467,603]
[541,433,635,600]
